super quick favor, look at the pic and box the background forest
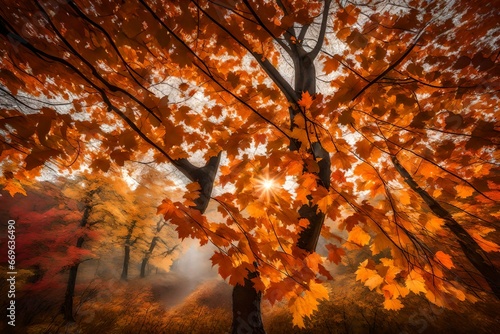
[0,0,499,333]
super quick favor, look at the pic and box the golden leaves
[405,274,427,295]
[383,298,404,311]
[290,281,329,328]
[347,226,370,247]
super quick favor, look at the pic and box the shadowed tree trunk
[140,235,158,278]
[121,220,137,281]
[391,155,500,299]
[231,271,265,334]
[61,203,91,322]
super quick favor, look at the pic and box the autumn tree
[0,0,499,332]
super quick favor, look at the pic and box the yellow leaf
[383,283,409,299]
[308,281,329,301]
[347,226,371,246]
[435,251,454,269]
[405,272,427,294]
[355,265,376,282]
[364,274,384,290]
[383,298,404,311]
[305,252,322,273]
[455,184,474,198]
[370,233,392,255]
[290,281,329,328]
[290,296,307,328]
[384,266,401,283]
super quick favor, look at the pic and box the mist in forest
[150,242,221,308]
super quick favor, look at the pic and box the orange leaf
[3,179,27,197]
[455,184,474,198]
[325,244,345,264]
[383,298,404,311]
[435,251,454,269]
[298,91,313,110]
[347,226,370,247]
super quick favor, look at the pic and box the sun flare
[262,179,275,190]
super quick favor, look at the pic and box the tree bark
[231,273,265,334]
[391,155,500,299]
[121,244,130,281]
[61,204,91,322]
[121,221,137,281]
[140,236,158,278]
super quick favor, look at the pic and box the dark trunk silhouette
[140,236,158,278]
[121,245,131,280]
[231,272,265,334]
[391,155,500,299]
[121,221,137,281]
[62,204,91,322]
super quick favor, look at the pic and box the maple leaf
[3,179,27,197]
[298,91,314,110]
[383,298,404,311]
[455,184,474,198]
[383,283,409,299]
[246,201,267,218]
[210,251,233,280]
[405,271,427,295]
[290,281,329,328]
[435,251,454,269]
[364,274,384,290]
[347,226,370,247]
[316,193,335,213]
[325,244,345,264]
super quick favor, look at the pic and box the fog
[151,241,221,308]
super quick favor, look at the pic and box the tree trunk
[391,155,500,299]
[229,2,332,331]
[231,273,265,334]
[62,258,81,322]
[140,236,158,278]
[121,244,130,281]
[121,221,137,281]
[61,204,91,322]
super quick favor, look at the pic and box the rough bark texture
[391,155,500,299]
[61,204,91,322]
